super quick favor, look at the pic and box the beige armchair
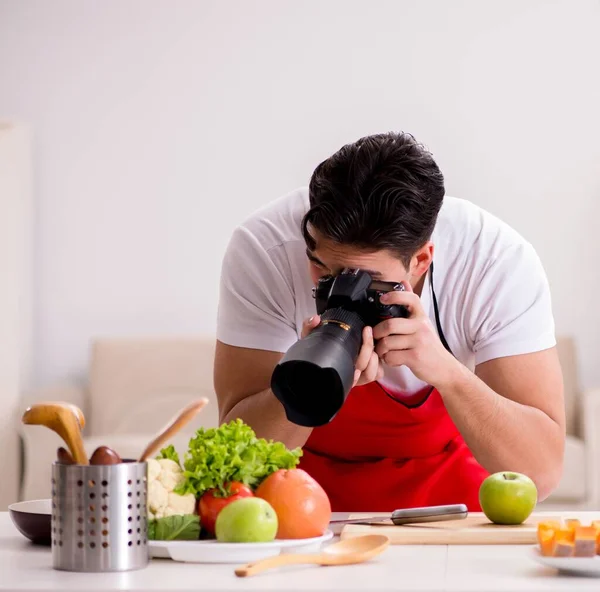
[19,335,600,509]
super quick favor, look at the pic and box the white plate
[530,547,600,577]
[149,530,334,563]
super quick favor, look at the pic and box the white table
[2,512,599,592]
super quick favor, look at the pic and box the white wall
[0,121,33,508]
[0,0,599,389]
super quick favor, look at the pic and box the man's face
[307,236,409,285]
[305,231,433,292]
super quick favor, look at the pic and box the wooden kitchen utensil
[22,402,89,465]
[56,447,75,465]
[235,534,390,577]
[89,445,122,465]
[340,512,564,545]
[138,398,209,462]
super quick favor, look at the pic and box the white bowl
[8,499,52,545]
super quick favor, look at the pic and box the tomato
[198,482,254,536]
[255,469,331,539]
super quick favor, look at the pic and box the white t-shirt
[216,187,556,397]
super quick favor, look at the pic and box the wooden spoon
[234,534,390,577]
[66,403,86,430]
[22,402,89,465]
[57,446,75,465]
[137,398,210,462]
[89,445,122,465]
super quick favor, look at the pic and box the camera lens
[271,307,364,427]
[271,361,342,426]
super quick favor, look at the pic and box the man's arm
[213,221,312,447]
[435,348,565,501]
[374,283,565,501]
[214,340,313,449]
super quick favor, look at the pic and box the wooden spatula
[138,398,209,462]
[22,402,89,465]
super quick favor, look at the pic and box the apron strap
[429,261,454,357]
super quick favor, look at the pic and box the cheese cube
[553,529,575,557]
[591,521,600,555]
[574,526,597,557]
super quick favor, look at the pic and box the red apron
[298,381,489,512]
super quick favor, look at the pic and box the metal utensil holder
[51,460,149,572]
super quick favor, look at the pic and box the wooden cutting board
[340,512,560,545]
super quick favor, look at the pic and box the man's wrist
[432,355,472,396]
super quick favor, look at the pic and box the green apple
[479,471,538,525]
[215,497,278,543]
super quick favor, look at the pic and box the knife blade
[330,503,468,526]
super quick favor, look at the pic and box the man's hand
[372,282,459,389]
[302,315,382,387]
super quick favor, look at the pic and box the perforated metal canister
[51,460,149,572]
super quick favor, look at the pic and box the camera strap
[429,261,454,357]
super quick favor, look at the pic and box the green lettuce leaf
[164,419,302,498]
[156,444,180,465]
[148,514,200,541]
[147,519,156,541]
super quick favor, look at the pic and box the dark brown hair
[302,132,445,268]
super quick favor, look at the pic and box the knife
[330,503,468,526]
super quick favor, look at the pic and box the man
[214,132,565,511]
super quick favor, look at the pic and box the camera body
[313,268,410,326]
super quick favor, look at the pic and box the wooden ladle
[234,534,390,577]
[137,398,210,462]
[22,402,89,465]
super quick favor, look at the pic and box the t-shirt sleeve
[468,241,556,366]
[216,225,299,353]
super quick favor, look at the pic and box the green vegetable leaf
[147,519,156,541]
[156,444,180,465]
[175,419,302,498]
[149,515,200,541]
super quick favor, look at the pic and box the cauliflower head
[147,458,196,520]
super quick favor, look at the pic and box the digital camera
[271,268,409,427]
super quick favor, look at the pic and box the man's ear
[410,242,434,278]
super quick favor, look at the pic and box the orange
[255,468,331,539]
